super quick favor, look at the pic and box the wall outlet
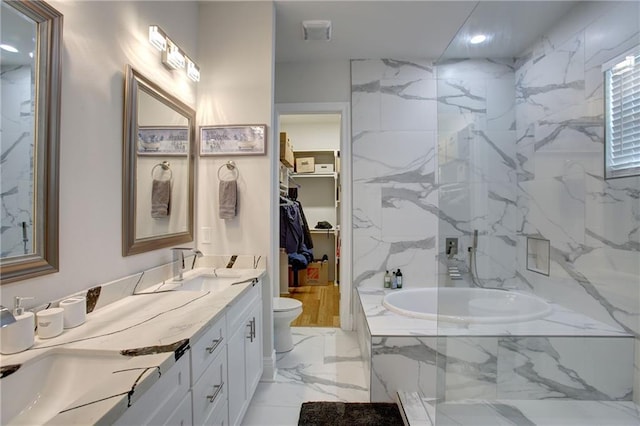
[201,227,211,244]
[445,238,458,256]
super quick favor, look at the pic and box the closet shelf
[290,172,337,178]
[310,229,336,234]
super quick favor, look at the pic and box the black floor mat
[298,401,404,426]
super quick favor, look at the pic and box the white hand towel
[219,180,237,219]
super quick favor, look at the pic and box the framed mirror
[0,0,62,284]
[122,65,195,256]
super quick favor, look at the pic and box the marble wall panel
[514,1,640,342]
[584,2,640,103]
[515,34,585,126]
[352,59,439,289]
[370,336,442,402]
[442,337,498,401]
[497,337,634,401]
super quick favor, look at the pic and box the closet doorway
[276,103,352,330]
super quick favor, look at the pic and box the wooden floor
[282,283,340,327]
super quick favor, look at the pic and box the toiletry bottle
[384,270,391,288]
[391,271,397,289]
[396,269,403,288]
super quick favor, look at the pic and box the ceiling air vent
[302,20,332,41]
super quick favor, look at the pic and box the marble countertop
[0,267,265,425]
[357,287,631,337]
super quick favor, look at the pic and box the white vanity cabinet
[227,280,263,426]
[113,279,263,426]
[114,350,191,426]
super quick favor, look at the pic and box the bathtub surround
[357,288,634,406]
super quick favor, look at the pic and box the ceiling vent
[302,20,332,41]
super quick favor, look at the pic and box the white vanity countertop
[0,268,266,425]
[357,287,631,338]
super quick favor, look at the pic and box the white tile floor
[242,327,370,426]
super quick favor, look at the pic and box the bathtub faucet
[171,247,203,281]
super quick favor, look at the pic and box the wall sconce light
[148,25,199,82]
[148,25,167,51]
[186,57,200,82]
[163,38,185,70]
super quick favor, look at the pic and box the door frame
[273,102,353,330]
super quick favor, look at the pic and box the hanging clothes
[280,204,303,254]
[294,199,314,250]
[287,187,313,250]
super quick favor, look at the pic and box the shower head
[473,229,478,250]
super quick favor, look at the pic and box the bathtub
[382,287,552,324]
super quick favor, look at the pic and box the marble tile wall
[351,59,439,289]
[436,59,519,289]
[514,0,640,335]
[1,65,34,258]
[513,0,640,403]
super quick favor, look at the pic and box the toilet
[273,297,303,353]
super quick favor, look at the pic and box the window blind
[605,50,640,179]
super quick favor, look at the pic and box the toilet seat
[273,297,302,312]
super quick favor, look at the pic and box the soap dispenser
[0,297,35,355]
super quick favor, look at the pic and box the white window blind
[604,48,640,179]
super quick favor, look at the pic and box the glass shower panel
[434,1,640,425]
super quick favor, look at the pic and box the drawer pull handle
[251,317,256,340]
[206,337,223,354]
[207,381,224,403]
[246,318,256,342]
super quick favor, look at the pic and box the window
[604,48,640,179]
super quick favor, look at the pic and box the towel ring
[217,160,239,181]
[151,161,173,180]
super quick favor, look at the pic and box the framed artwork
[200,124,267,156]
[137,126,189,156]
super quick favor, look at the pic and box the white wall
[280,120,340,151]
[195,1,276,376]
[275,60,350,103]
[1,1,199,307]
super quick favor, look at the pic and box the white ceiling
[275,1,578,63]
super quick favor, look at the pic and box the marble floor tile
[243,327,369,426]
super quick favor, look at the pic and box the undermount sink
[0,348,131,425]
[141,273,249,293]
[211,269,243,278]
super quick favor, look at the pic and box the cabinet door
[165,391,193,426]
[227,324,247,426]
[245,301,263,397]
[114,353,190,425]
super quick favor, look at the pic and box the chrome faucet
[171,247,204,281]
[0,305,16,328]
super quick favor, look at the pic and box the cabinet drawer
[192,348,227,426]
[227,281,260,332]
[191,314,226,384]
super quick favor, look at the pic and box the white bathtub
[382,288,552,324]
